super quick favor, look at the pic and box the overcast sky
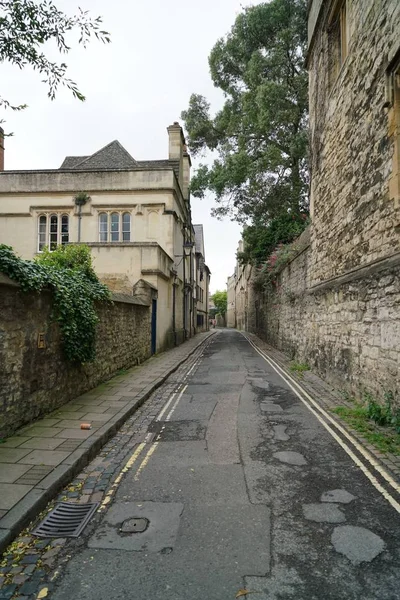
[0,0,259,292]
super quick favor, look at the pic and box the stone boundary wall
[251,248,400,403]
[0,275,151,438]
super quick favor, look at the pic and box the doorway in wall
[151,299,157,355]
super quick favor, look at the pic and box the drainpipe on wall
[182,243,186,338]
[73,192,90,243]
[172,270,177,346]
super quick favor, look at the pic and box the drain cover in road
[32,502,99,538]
[121,517,149,533]
[89,501,184,552]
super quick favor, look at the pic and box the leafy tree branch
[0,0,110,126]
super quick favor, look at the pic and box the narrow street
[10,330,400,600]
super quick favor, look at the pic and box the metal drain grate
[32,502,99,538]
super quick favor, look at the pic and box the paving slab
[0,465,32,484]
[18,450,70,467]
[0,438,31,448]
[49,411,86,420]
[16,427,62,439]
[18,438,65,451]
[54,428,97,440]
[0,330,216,554]
[0,484,33,510]
[0,449,32,463]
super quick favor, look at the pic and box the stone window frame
[386,50,400,203]
[37,212,70,252]
[327,0,350,91]
[98,210,131,242]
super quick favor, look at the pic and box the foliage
[0,244,110,363]
[0,0,110,128]
[74,192,91,206]
[365,391,400,433]
[211,290,227,316]
[36,244,97,279]
[181,0,309,224]
[289,361,309,377]
[238,212,309,265]
[252,235,306,291]
[333,402,400,455]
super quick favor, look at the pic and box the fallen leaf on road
[37,588,48,598]
[235,590,258,598]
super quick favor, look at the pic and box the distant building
[193,224,211,332]
[0,123,210,352]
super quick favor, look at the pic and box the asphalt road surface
[51,330,400,600]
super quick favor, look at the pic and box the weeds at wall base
[333,390,400,455]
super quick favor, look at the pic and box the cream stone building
[0,123,210,352]
[226,238,254,331]
[193,224,211,332]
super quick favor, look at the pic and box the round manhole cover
[120,518,149,534]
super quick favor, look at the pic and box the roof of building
[59,156,90,169]
[193,224,205,257]
[59,140,181,175]
[60,140,138,170]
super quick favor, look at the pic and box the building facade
[0,123,209,352]
[226,239,254,331]
[308,0,400,284]
[193,224,210,333]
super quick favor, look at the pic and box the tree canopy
[0,0,110,124]
[181,0,308,226]
[211,290,227,316]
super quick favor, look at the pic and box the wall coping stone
[309,251,400,294]
[0,272,149,307]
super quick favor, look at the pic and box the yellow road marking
[134,442,160,481]
[134,384,189,481]
[99,355,204,501]
[243,334,400,513]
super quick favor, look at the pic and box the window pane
[39,216,46,233]
[50,215,58,233]
[49,215,58,251]
[61,215,69,233]
[38,216,47,251]
[99,213,108,242]
[61,215,69,245]
[111,212,119,242]
[122,212,130,241]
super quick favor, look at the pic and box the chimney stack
[167,122,184,192]
[0,127,4,171]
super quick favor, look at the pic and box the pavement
[0,330,216,555]
[0,329,400,600]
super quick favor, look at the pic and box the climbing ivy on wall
[0,244,110,363]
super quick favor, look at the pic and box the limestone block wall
[251,249,400,404]
[0,275,151,438]
[308,0,400,286]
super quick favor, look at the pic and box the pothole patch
[273,425,290,441]
[321,489,356,504]
[331,526,385,564]
[273,451,307,466]
[303,503,346,523]
[261,402,283,413]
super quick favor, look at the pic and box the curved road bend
[52,329,400,600]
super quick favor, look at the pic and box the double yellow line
[243,333,400,513]
[99,355,202,511]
